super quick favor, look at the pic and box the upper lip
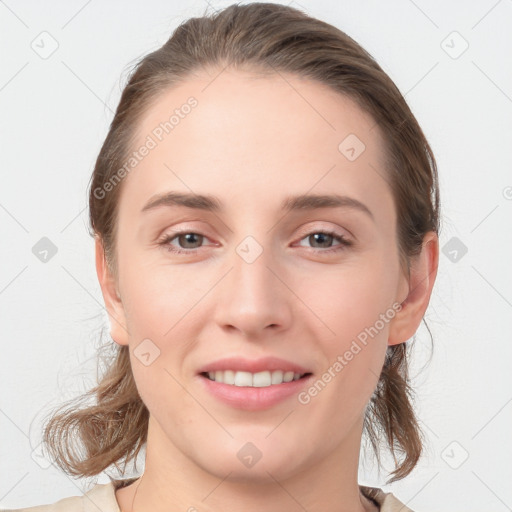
[198,356,311,375]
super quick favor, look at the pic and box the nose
[213,240,293,339]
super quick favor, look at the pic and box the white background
[1,1,511,510]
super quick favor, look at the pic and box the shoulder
[0,482,120,512]
[360,485,416,512]
[4,482,414,512]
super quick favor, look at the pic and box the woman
[9,3,439,511]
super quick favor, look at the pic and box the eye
[158,231,213,254]
[157,229,352,255]
[296,230,352,253]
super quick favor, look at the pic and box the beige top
[2,481,415,512]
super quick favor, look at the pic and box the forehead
[119,68,392,221]
[135,67,382,155]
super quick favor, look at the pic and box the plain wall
[1,1,511,510]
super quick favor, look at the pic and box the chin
[193,439,309,484]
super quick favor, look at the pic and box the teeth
[205,370,306,387]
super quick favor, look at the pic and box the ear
[95,236,129,346]
[388,231,439,346]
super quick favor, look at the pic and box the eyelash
[157,229,353,255]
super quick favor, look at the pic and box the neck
[116,415,376,512]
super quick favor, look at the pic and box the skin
[96,68,438,512]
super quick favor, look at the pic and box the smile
[201,370,311,387]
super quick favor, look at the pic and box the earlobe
[94,236,129,346]
[388,231,439,346]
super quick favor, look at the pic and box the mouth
[198,369,314,411]
[200,370,313,387]
[196,356,314,410]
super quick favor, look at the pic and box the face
[101,68,415,482]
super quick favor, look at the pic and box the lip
[197,356,311,375]
[198,372,313,411]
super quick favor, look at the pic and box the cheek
[119,261,203,416]
[301,254,399,342]
[119,253,204,335]
[296,253,397,403]
[297,265,394,430]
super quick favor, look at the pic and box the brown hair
[42,2,440,491]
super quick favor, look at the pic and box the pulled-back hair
[42,2,439,491]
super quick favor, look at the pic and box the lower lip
[198,374,313,411]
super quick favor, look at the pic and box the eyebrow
[141,191,374,219]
